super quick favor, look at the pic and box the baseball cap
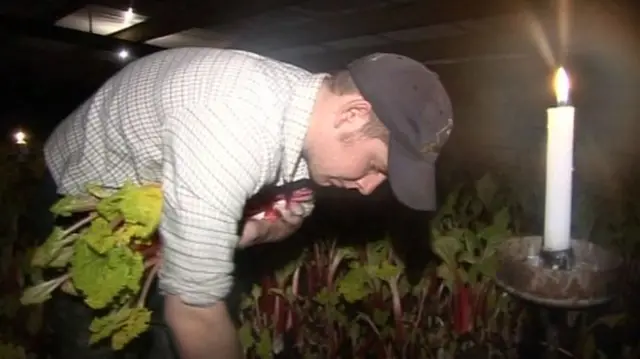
[347,53,453,211]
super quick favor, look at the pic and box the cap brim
[387,139,437,211]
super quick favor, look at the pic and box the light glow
[117,49,129,60]
[554,67,571,105]
[123,7,134,24]
[13,130,27,145]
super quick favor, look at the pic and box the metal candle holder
[495,236,621,309]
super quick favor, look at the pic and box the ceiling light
[123,7,134,24]
[117,49,130,60]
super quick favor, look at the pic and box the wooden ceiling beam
[232,0,550,52]
[110,0,303,43]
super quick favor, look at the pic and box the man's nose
[356,174,386,195]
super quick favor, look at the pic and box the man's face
[304,96,388,196]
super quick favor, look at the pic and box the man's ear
[333,96,372,130]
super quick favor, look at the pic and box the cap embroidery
[420,118,453,156]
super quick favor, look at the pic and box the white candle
[543,67,575,252]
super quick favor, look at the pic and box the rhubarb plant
[431,174,514,338]
[20,182,163,350]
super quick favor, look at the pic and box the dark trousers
[30,169,179,359]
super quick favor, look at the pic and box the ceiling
[0,0,638,96]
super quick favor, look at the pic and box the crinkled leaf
[373,308,389,327]
[117,184,162,238]
[458,251,477,264]
[336,264,372,303]
[314,287,339,307]
[369,261,401,282]
[365,240,389,264]
[255,329,272,359]
[89,306,151,350]
[472,255,499,280]
[84,218,118,254]
[238,322,254,351]
[71,239,144,310]
[336,246,360,261]
[436,263,455,292]
[431,235,463,268]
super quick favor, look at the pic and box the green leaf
[492,206,511,231]
[436,263,455,292]
[89,306,151,350]
[431,235,463,268]
[458,251,476,264]
[440,186,462,216]
[373,308,389,327]
[461,230,479,255]
[456,267,469,284]
[473,255,499,279]
[31,227,76,267]
[370,261,401,282]
[46,246,74,268]
[86,184,115,199]
[50,195,99,216]
[336,246,360,260]
[20,275,67,305]
[255,329,272,359]
[336,265,372,303]
[251,284,262,301]
[238,323,254,351]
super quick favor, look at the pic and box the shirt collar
[282,73,327,183]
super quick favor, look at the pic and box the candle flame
[554,67,571,105]
[13,130,27,145]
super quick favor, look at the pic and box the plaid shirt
[44,48,325,306]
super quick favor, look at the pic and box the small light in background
[117,49,130,60]
[123,7,134,24]
[13,130,27,145]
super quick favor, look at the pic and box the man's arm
[159,103,270,359]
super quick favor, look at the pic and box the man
[41,48,452,358]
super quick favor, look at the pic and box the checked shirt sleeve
[159,102,273,306]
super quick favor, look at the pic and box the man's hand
[239,202,306,247]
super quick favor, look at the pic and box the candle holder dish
[494,236,622,309]
[538,247,575,270]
